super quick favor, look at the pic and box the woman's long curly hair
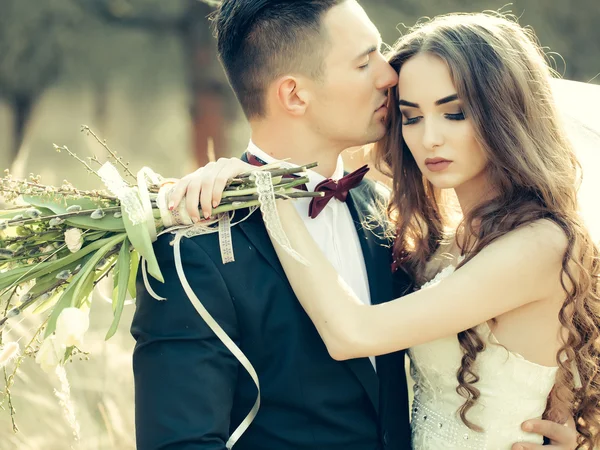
[374,12,600,448]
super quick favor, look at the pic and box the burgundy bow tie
[243,152,369,219]
[308,165,370,218]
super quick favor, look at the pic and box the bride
[170,13,600,450]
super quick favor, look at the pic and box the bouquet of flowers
[0,127,319,427]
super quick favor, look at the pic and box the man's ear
[275,76,309,116]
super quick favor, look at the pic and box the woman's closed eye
[402,115,421,125]
[446,111,465,120]
[401,111,466,126]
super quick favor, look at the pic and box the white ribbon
[142,214,259,448]
[136,167,163,243]
[172,230,260,448]
[138,169,308,447]
[98,162,146,225]
[253,171,307,265]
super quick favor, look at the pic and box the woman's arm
[269,200,567,360]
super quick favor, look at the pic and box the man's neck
[251,124,343,178]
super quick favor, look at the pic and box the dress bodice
[408,252,558,449]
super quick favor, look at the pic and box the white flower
[64,228,83,253]
[55,307,89,348]
[0,342,20,368]
[36,336,64,374]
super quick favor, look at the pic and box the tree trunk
[11,94,33,165]
[183,1,230,167]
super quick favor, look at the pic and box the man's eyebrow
[354,34,383,60]
[355,45,378,61]
[398,94,460,108]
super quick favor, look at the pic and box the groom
[132,1,576,449]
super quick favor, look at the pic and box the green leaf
[22,195,125,231]
[83,230,108,241]
[121,197,163,283]
[0,207,56,224]
[44,284,76,338]
[32,289,62,314]
[74,266,97,309]
[27,260,82,297]
[44,233,126,338]
[31,231,62,244]
[0,234,124,292]
[0,266,42,292]
[63,346,76,362]
[71,234,126,306]
[23,195,107,213]
[65,215,125,232]
[105,238,131,340]
[128,250,140,300]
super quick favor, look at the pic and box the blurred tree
[82,0,231,167]
[0,0,85,163]
[0,0,597,170]
[361,0,600,82]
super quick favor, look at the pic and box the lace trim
[252,171,307,264]
[98,162,145,225]
[218,212,235,264]
[139,170,309,447]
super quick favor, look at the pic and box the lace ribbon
[137,169,306,447]
[98,162,145,225]
[141,213,258,448]
[252,170,307,264]
[136,167,163,242]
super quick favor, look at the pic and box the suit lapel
[343,182,398,414]
[235,152,290,282]
[345,183,394,307]
[236,159,386,414]
[236,209,289,283]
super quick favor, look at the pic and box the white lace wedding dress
[408,252,559,450]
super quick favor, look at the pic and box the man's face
[305,0,398,149]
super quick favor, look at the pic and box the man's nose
[377,62,398,90]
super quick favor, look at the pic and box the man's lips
[375,99,387,111]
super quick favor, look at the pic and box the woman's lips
[425,158,452,172]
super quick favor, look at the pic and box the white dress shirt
[247,141,376,370]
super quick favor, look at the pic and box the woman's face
[397,53,489,195]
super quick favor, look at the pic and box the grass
[0,281,136,450]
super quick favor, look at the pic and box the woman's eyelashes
[402,116,420,125]
[400,110,466,125]
[445,112,465,121]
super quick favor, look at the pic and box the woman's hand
[168,158,254,222]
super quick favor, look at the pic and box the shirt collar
[247,140,345,192]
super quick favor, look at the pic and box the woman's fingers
[169,158,256,222]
